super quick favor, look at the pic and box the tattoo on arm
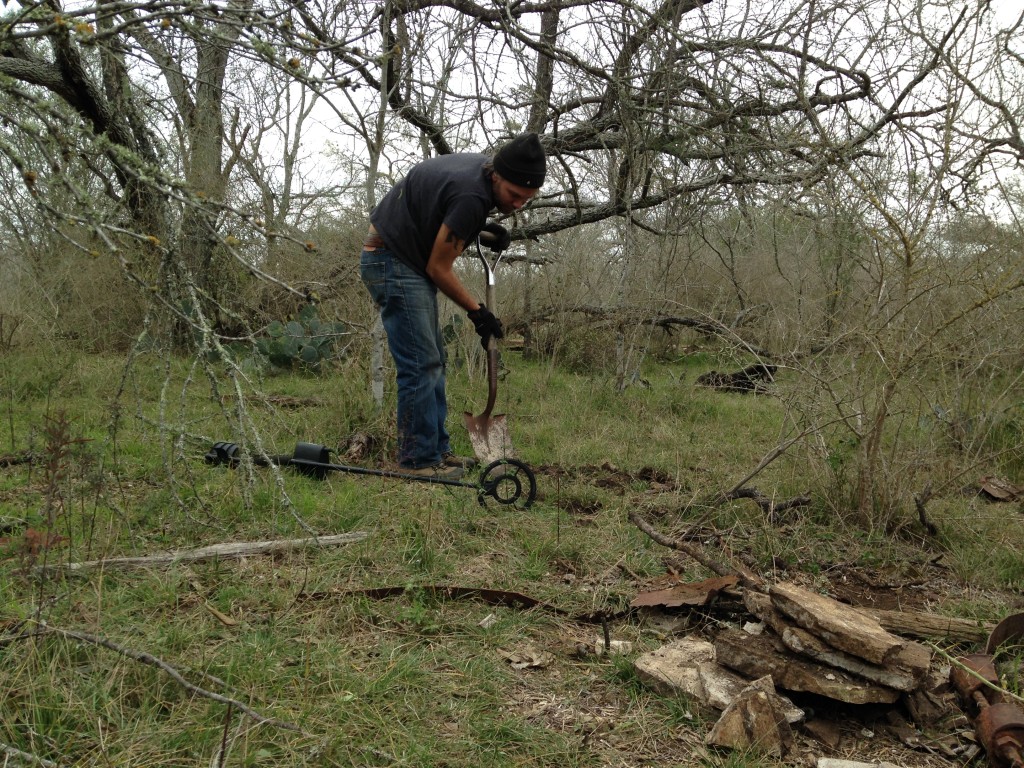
[444,230,466,253]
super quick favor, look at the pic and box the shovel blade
[463,412,514,465]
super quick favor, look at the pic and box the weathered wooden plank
[745,589,930,690]
[780,624,929,692]
[769,582,905,665]
[748,588,992,645]
[706,676,795,758]
[714,628,901,705]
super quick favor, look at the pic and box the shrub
[256,304,346,372]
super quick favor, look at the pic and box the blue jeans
[360,247,451,469]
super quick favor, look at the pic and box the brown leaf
[979,475,1024,501]
[630,575,738,608]
[203,601,238,627]
[498,644,555,670]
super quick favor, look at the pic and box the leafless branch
[31,622,308,735]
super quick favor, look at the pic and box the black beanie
[493,133,546,188]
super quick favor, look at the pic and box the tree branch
[30,621,309,735]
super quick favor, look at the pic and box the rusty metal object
[988,613,1024,655]
[951,614,1024,768]
[952,653,1002,705]
[976,704,1024,768]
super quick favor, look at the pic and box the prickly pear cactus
[257,304,346,372]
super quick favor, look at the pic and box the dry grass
[1,342,1022,766]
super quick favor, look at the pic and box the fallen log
[696,363,777,394]
[0,451,33,468]
[862,608,993,645]
[33,532,370,574]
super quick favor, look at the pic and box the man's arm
[426,223,482,312]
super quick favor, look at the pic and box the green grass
[1,342,1023,765]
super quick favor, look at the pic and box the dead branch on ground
[723,488,812,524]
[32,621,308,735]
[522,305,776,359]
[34,532,370,575]
[0,741,63,768]
[628,508,763,589]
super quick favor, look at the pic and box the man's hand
[480,221,511,252]
[467,304,504,349]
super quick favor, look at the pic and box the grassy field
[1,342,1022,767]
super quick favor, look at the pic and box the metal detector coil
[477,458,537,508]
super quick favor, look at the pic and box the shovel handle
[482,344,499,418]
[478,238,500,418]
[482,264,499,417]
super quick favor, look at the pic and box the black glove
[480,221,511,253]
[467,304,504,349]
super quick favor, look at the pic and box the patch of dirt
[822,565,940,613]
[535,462,682,494]
[459,552,508,582]
[553,497,602,518]
[507,679,710,766]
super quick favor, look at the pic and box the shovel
[463,237,514,465]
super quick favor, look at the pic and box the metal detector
[204,441,537,509]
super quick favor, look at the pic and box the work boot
[442,451,478,469]
[401,462,465,481]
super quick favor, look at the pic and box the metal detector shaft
[287,457,478,489]
[204,441,537,508]
[287,455,537,508]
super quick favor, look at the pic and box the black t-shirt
[370,153,496,277]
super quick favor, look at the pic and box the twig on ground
[0,741,64,768]
[723,487,812,523]
[628,509,763,589]
[33,532,369,574]
[34,621,308,735]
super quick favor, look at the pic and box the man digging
[360,133,547,479]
